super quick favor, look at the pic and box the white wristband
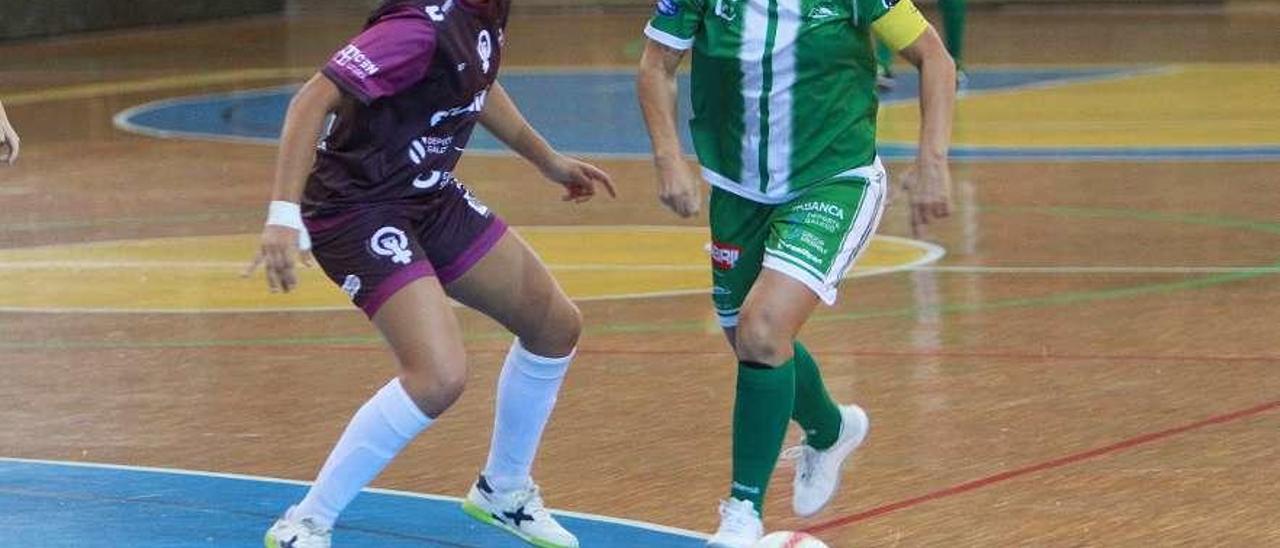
[266,200,312,251]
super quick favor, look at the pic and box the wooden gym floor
[0,3,1277,546]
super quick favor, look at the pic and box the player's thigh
[372,276,467,415]
[443,229,580,357]
[306,207,466,411]
[709,187,773,331]
[407,180,576,354]
[737,267,822,346]
[762,165,888,307]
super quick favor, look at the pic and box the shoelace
[299,518,331,535]
[781,443,820,482]
[510,484,550,518]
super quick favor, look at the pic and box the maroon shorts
[304,181,507,318]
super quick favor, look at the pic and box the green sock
[940,0,967,66]
[791,341,843,450]
[730,360,795,515]
[876,39,894,75]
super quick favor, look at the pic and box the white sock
[292,377,431,528]
[482,339,572,492]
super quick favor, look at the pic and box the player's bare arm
[898,26,956,234]
[243,73,340,293]
[637,39,701,218]
[0,100,19,165]
[479,81,615,203]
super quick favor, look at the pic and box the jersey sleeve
[321,11,438,104]
[864,0,928,52]
[644,0,705,51]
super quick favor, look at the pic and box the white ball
[752,531,831,548]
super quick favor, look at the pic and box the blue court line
[0,458,706,547]
[111,67,1280,162]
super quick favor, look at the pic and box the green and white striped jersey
[647,0,899,204]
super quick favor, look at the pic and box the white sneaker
[264,507,331,548]
[788,404,870,517]
[706,498,763,548]
[461,475,579,548]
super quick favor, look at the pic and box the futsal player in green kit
[637,0,954,545]
[878,0,966,89]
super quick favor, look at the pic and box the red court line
[802,399,1280,534]
[320,346,1280,363]
[578,348,1280,363]
[13,343,1280,364]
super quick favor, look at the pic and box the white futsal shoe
[788,404,870,517]
[461,475,579,548]
[706,498,763,548]
[264,507,331,548]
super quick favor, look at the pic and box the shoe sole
[263,532,286,548]
[461,499,577,548]
[794,404,870,518]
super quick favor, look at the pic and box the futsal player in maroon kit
[0,99,18,165]
[246,1,615,546]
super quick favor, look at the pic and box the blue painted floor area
[112,66,1280,162]
[0,460,704,547]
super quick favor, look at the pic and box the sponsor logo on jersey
[715,0,739,21]
[431,89,489,127]
[412,170,451,189]
[341,275,362,299]
[795,201,846,220]
[710,241,742,270]
[807,3,840,21]
[477,30,494,74]
[778,240,823,263]
[461,188,491,216]
[370,227,413,265]
[424,0,454,21]
[656,0,680,17]
[332,44,381,80]
[409,135,456,164]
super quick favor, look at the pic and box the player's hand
[902,159,952,237]
[243,224,313,293]
[655,156,701,218]
[541,154,617,203]
[0,119,19,166]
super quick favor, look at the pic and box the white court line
[0,456,710,540]
[917,265,1280,274]
[0,263,1274,275]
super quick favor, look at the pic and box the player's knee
[399,362,467,418]
[522,298,581,358]
[558,300,583,348]
[734,308,794,366]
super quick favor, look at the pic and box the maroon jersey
[304,0,510,216]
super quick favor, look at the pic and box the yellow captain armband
[871,0,929,52]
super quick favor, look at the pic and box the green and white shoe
[461,475,579,548]
[787,404,870,517]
